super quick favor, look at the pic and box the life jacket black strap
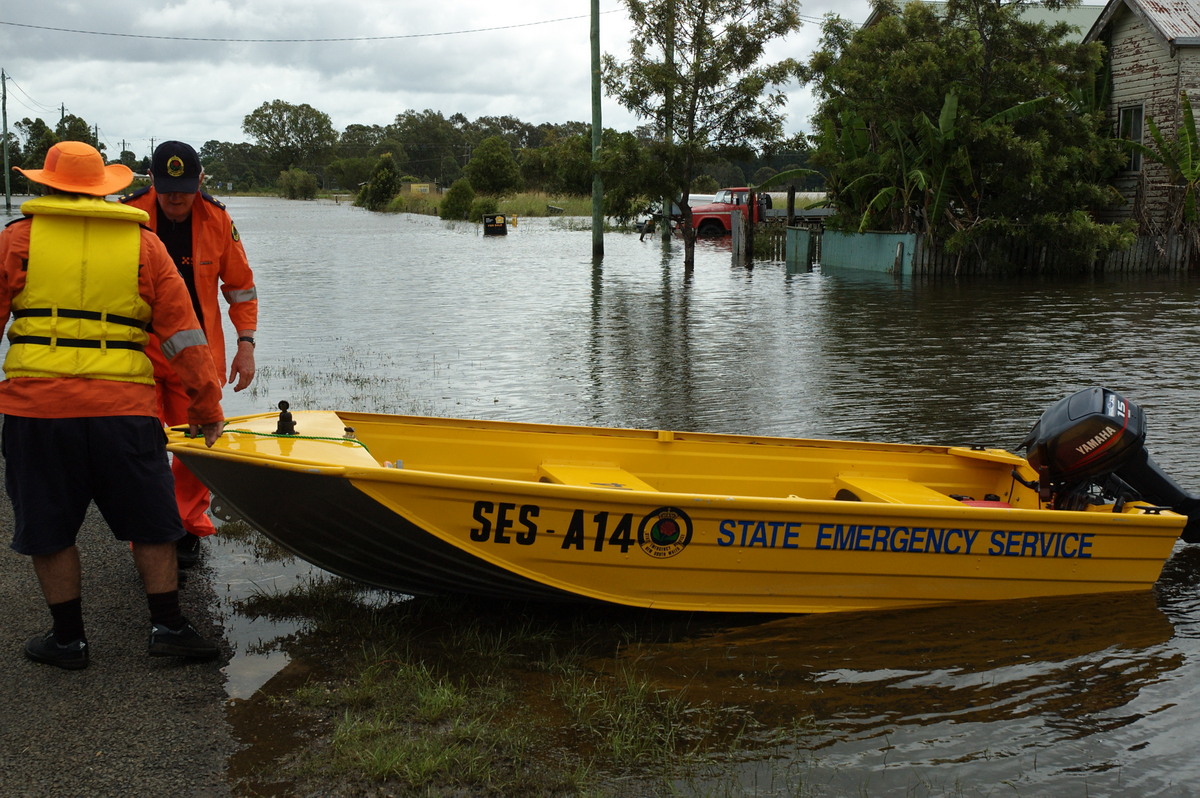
[11,308,148,330]
[9,336,145,351]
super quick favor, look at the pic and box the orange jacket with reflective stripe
[122,188,257,385]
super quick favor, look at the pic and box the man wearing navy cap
[123,141,259,567]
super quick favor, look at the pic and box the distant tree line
[4,100,814,220]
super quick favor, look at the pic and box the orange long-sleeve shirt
[122,189,257,384]
[0,216,224,424]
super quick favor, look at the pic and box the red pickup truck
[688,188,777,236]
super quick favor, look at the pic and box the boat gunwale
[169,438,1187,531]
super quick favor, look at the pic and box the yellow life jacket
[4,195,156,384]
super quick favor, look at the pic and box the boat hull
[169,410,1185,614]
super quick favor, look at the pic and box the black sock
[146,590,185,630]
[48,597,85,643]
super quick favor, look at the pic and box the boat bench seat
[538,462,658,492]
[834,475,963,506]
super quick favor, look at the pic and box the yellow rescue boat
[166,387,1195,614]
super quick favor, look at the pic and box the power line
[4,75,57,115]
[0,11,621,43]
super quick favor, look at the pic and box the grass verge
[228,568,779,797]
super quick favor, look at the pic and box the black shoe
[148,621,219,660]
[176,533,203,569]
[25,630,89,670]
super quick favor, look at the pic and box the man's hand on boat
[188,421,224,447]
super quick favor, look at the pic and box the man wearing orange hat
[123,141,258,567]
[0,141,225,669]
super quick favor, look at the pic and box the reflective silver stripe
[222,287,258,304]
[160,328,208,359]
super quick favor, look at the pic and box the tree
[355,153,403,212]
[548,135,595,195]
[337,124,388,158]
[55,115,98,151]
[804,0,1129,265]
[242,100,337,172]
[468,115,540,150]
[592,129,665,223]
[2,131,25,178]
[13,118,58,193]
[326,157,378,192]
[389,109,467,185]
[463,136,522,195]
[439,178,475,220]
[752,166,778,186]
[604,0,803,267]
[198,140,273,191]
[278,168,318,199]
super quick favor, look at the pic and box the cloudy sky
[0,1,871,161]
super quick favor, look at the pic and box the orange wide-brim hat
[14,141,133,196]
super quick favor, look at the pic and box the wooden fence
[757,227,1198,275]
[911,233,1197,274]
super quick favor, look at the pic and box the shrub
[469,196,499,221]
[439,178,475,220]
[356,154,403,211]
[278,168,318,200]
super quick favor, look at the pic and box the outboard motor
[1020,387,1200,542]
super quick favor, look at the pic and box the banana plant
[859,90,963,234]
[1126,92,1200,227]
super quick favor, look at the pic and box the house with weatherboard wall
[1085,0,1200,233]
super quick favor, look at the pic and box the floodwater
[107,197,1200,794]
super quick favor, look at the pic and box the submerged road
[0,460,234,797]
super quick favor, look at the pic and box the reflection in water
[207,198,1200,795]
[591,546,1200,796]
[611,591,1180,793]
[618,591,1175,733]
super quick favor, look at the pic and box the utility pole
[2,70,10,213]
[590,0,604,260]
[661,0,674,245]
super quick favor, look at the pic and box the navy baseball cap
[151,140,202,193]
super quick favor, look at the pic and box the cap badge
[167,155,186,178]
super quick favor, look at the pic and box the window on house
[1119,105,1144,172]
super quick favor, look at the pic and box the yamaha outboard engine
[1020,387,1200,542]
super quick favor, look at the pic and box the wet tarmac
[0,459,234,798]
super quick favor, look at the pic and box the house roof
[1085,0,1200,46]
[862,1,1105,41]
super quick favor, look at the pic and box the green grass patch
[496,192,592,218]
[234,578,791,796]
[381,190,597,220]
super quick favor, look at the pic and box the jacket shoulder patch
[200,192,227,211]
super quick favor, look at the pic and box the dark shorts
[3,415,185,556]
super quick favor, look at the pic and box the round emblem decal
[166,155,186,178]
[638,507,692,559]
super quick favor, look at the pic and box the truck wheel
[697,220,725,237]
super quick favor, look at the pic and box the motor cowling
[1020,387,1200,542]
[1021,387,1146,482]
